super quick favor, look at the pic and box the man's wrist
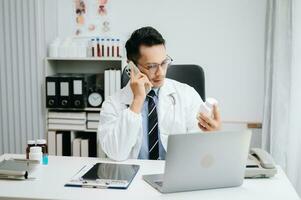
[130,97,144,113]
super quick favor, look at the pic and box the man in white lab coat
[98,27,221,161]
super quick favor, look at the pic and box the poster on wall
[74,0,111,36]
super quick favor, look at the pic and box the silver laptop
[143,130,252,193]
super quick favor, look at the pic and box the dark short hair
[125,26,165,64]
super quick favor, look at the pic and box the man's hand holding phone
[128,61,153,113]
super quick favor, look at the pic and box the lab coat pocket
[159,112,185,151]
[159,120,184,151]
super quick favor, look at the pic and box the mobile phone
[125,61,151,93]
[124,61,140,78]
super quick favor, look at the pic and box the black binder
[58,75,72,108]
[71,74,87,108]
[46,76,59,108]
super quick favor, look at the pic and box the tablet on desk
[65,163,140,189]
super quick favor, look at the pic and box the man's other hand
[198,104,221,131]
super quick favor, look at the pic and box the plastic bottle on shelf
[70,42,77,57]
[36,139,48,165]
[87,38,93,57]
[48,38,60,57]
[117,39,122,58]
[26,140,36,159]
[106,38,110,57]
[111,39,115,57]
[91,38,95,57]
[77,41,86,58]
[97,38,101,57]
[101,38,105,57]
[29,146,43,164]
[58,38,71,58]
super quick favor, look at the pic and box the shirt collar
[151,87,160,96]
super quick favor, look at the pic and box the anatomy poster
[74,0,111,36]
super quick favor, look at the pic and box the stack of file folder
[86,112,100,130]
[48,111,86,131]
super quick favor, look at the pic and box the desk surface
[0,154,299,200]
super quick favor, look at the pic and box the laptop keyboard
[155,181,163,187]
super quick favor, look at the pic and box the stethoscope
[168,93,176,105]
[163,93,177,135]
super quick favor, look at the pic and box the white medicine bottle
[29,146,43,164]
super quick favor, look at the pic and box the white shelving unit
[44,56,126,158]
[45,57,126,76]
[48,128,99,133]
[46,57,125,61]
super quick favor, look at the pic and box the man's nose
[155,65,164,76]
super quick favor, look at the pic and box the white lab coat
[98,78,204,161]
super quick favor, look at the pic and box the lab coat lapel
[158,79,176,129]
[120,79,176,119]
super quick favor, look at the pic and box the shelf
[47,107,101,112]
[84,129,98,132]
[84,107,102,111]
[46,57,123,61]
[48,128,98,132]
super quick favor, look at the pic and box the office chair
[121,64,206,101]
[166,64,205,101]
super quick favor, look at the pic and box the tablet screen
[81,163,139,182]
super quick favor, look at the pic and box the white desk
[0,154,299,200]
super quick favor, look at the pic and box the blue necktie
[147,90,159,160]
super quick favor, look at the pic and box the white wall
[55,0,267,122]
[0,0,266,154]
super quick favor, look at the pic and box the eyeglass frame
[136,55,173,74]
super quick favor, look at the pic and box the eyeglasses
[138,56,173,74]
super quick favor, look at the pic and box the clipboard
[65,163,140,189]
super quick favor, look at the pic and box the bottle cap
[27,140,35,145]
[30,146,42,153]
[36,139,46,145]
[205,98,218,109]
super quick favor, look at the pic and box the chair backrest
[121,64,206,101]
[166,64,205,101]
